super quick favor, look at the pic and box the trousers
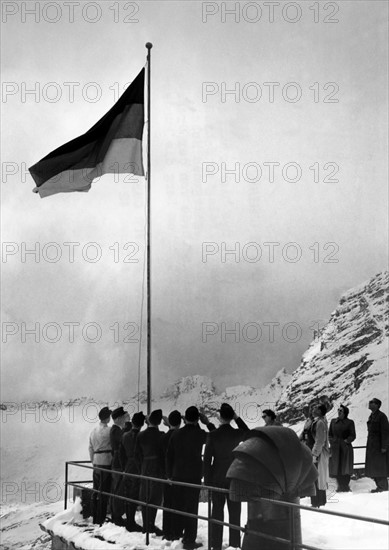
[210,489,241,549]
[171,482,201,544]
[92,465,111,525]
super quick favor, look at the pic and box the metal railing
[62,459,388,550]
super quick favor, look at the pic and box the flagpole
[146,42,152,416]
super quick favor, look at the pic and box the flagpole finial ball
[146,42,153,49]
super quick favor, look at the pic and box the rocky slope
[276,271,388,440]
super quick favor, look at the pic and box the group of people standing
[89,403,250,550]
[300,396,389,508]
[88,396,389,548]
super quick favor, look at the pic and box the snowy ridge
[276,271,389,444]
[160,374,216,404]
[141,368,291,422]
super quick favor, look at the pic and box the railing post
[207,487,212,550]
[145,477,149,546]
[64,462,68,510]
[289,504,295,550]
[98,466,103,525]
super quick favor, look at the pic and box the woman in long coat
[310,404,330,508]
[329,405,356,492]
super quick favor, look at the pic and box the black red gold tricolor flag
[29,68,145,198]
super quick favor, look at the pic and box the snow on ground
[1,478,388,550]
[0,500,63,549]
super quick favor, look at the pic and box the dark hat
[112,406,126,420]
[370,398,382,407]
[185,406,199,422]
[132,411,145,427]
[168,410,182,427]
[98,406,112,421]
[149,409,163,425]
[219,403,235,421]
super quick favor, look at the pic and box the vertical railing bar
[289,503,296,550]
[145,477,150,546]
[64,462,68,510]
[207,487,212,550]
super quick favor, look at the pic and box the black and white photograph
[1,1,388,549]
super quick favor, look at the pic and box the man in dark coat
[110,407,129,525]
[204,403,249,550]
[166,406,216,550]
[135,408,165,535]
[121,411,145,532]
[365,398,389,492]
[161,410,182,541]
[329,404,356,492]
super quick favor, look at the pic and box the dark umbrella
[227,427,318,550]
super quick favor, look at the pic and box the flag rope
[136,175,148,412]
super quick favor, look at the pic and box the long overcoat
[166,422,216,482]
[203,417,249,487]
[135,426,165,504]
[121,428,141,501]
[311,417,330,491]
[110,424,125,517]
[365,410,389,478]
[329,418,356,476]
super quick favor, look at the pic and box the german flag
[29,68,145,198]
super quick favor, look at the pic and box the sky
[1,0,388,402]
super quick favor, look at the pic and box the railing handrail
[65,460,389,527]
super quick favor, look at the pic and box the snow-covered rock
[161,374,216,403]
[276,271,388,444]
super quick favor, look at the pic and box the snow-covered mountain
[276,271,388,443]
[127,369,291,423]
